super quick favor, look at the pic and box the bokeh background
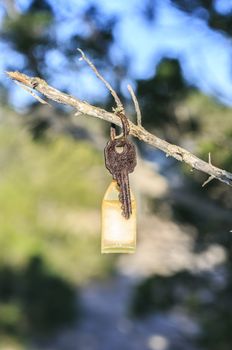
[1,1,232,349]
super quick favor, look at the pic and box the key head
[104,138,137,177]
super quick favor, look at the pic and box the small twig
[202,152,215,187]
[202,175,215,187]
[208,152,212,165]
[127,84,142,126]
[15,81,51,106]
[77,48,124,113]
[6,70,232,188]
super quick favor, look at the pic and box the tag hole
[115,146,124,154]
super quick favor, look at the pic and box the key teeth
[116,170,132,220]
[121,206,130,220]
[118,193,129,219]
[120,201,132,219]
[122,211,128,219]
[117,181,131,220]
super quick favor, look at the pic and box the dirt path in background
[39,274,199,350]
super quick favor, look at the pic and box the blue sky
[1,0,232,108]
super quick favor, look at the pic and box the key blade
[117,170,132,220]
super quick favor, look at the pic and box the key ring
[110,111,130,141]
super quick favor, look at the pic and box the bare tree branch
[6,70,232,187]
[202,175,215,187]
[127,84,142,126]
[14,81,51,106]
[202,153,215,187]
[77,48,124,112]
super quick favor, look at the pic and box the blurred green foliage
[0,111,112,283]
[0,256,77,337]
[137,59,196,139]
[130,271,206,318]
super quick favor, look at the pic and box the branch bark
[6,70,232,187]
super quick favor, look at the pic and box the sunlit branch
[6,70,232,188]
[77,48,124,113]
[127,84,142,126]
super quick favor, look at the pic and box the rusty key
[104,137,137,219]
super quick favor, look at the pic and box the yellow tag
[101,180,136,253]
